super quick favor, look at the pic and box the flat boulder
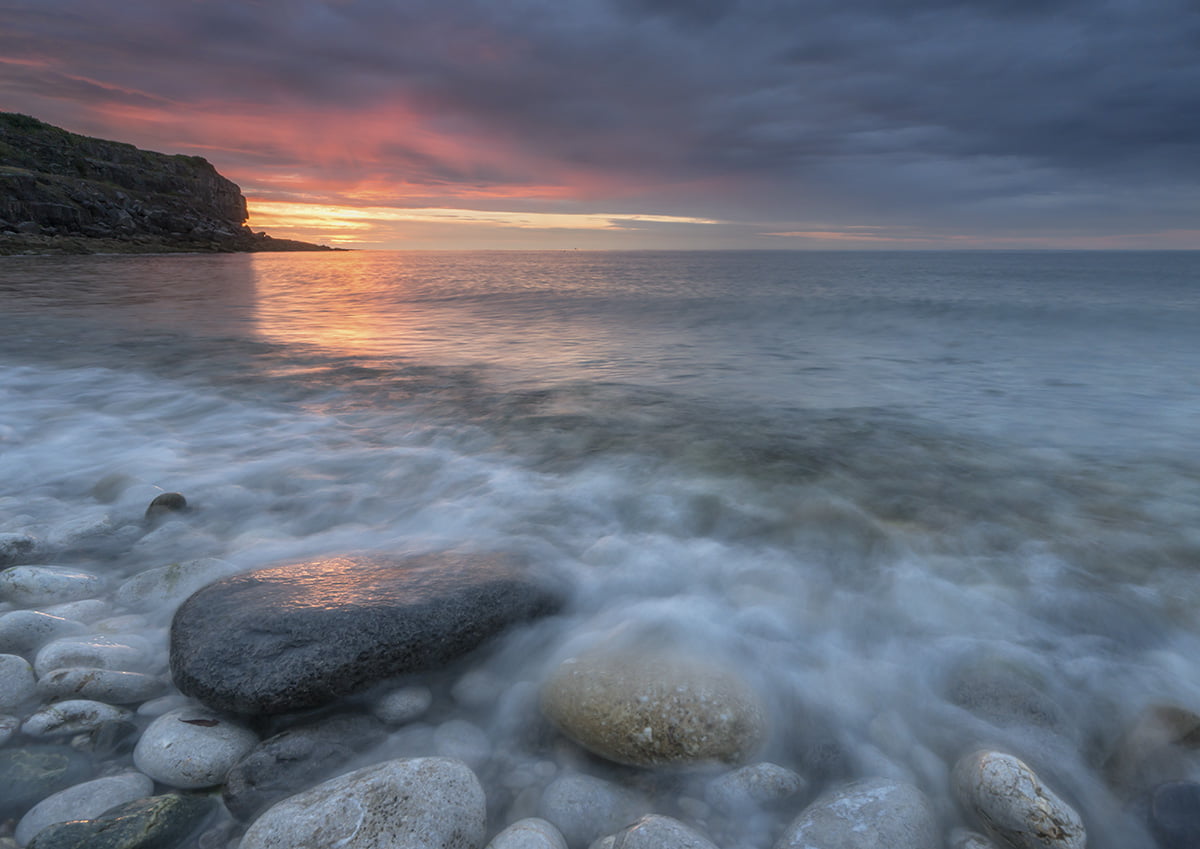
[170,552,563,714]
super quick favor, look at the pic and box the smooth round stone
[0,653,37,710]
[46,514,118,550]
[487,818,568,849]
[36,668,165,704]
[34,635,153,678]
[540,649,766,768]
[952,750,1085,849]
[1149,781,1200,849]
[0,746,94,820]
[25,794,215,849]
[0,611,88,657]
[371,684,433,724]
[0,533,39,567]
[239,757,486,849]
[15,772,154,846]
[0,566,105,607]
[171,552,563,714]
[222,713,387,822]
[22,700,132,738]
[133,706,257,789]
[775,778,939,849]
[706,762,806,813]
[604,816,717,849]
[537,774,647,849]
[39,600,111,625]
[113,558,238,612]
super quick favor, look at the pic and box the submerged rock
[774,778,938,849]
[1104,704,1200,798]
[15,772,154,846]
[114,558,238,612]
[705,762,807,813]
[0,566,104,607]
[0,653,37,710]
[170,552,563,714]
[603,815,719,849]
[238,757,486,849]
[0,533,39,567]
[537,773,647,849]
[540,648,765,768]
[24,794,214,849]
[0,745,94,820]
[0,611,88,657]
[222,713,387,821]
[1148,781,1200,849]
[22,700,133,738]
[952,750,1085,849]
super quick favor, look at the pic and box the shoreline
[0,232,344,257]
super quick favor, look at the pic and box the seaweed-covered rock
[170,552,563,714]
[24,794,214,849]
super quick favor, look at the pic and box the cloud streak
[2,0,1198,247]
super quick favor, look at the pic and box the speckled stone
[952,750,1085,849]
[15,772,154,845]
[705,762,806,813]
[486,819,568,849]
[133,706,257,789]
[604,816,718,849]
[540,649,765,768]
[0,566,105,607]
[775,778,938,849]
[239,757,486,849]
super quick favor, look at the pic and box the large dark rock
[222,713,387,821]
[170,552,564,714]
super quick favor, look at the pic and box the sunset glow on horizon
[3,1,1197,249]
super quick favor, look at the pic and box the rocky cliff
[0,113,333,254]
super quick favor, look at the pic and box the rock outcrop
[0,113,333,254]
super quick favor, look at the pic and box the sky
[2,0,1198,249]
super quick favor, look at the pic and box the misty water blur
[1,250,1198,847]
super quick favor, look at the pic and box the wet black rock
[25,794,214,849]
[222,713,387,821]
[144,492,187,520]
[1148,781,1200,849]
[0,745,93,819]
[170,551,564,714]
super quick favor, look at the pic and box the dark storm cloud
[3,0,1197,235]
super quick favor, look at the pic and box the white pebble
[34,634,154,678]
[0,610,88,657]
[133,706,257,788]
[0,566,105,607]
[40,599,112,624]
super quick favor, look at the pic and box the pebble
[537,773,647,849]
[34,635,154,678]
[950,829,1003,849]
[0,745,94,820]
[15,772,155,846]
[46,514,119,550]
[1148,781,1200,849]
[0,611,88,656]
[239,757,487,849]
[602,816,718,849]
[952,750,1085,849]
[36,668,165,704]
[372,684,434,724]
[0,566,105,607]
[145,492,188,520]
[0,533,39,567]
[39,600,111,625]
[113,558,239,612]
[486,818,568,849]
[222,713,387,822]
[133,706,258,789]
[21,700,132,738]
[25,794,215,849]
[775,778,939,849]
[540,648,766,768]
[0,653,37,710]
[705,762,807,813]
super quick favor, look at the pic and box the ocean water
[2,250,1200,845]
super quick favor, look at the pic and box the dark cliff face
[0,113,330,253]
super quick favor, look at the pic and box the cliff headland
[0,113,336,255]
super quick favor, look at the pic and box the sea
[2,250,1199,846]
